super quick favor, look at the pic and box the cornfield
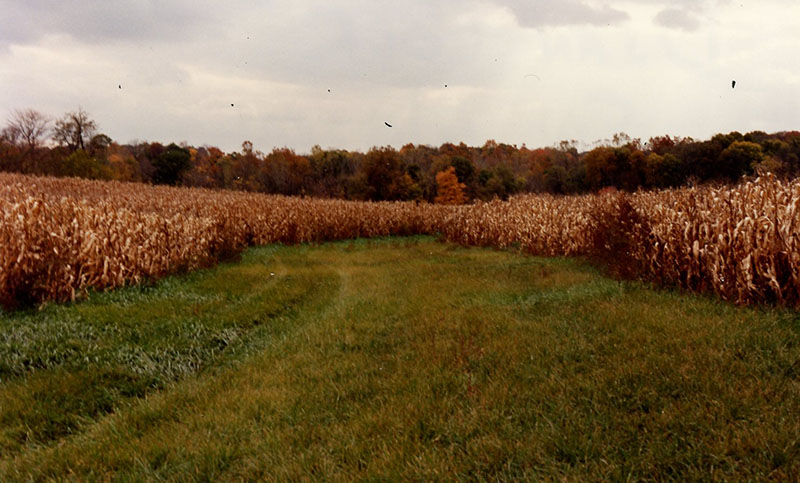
[441,175,800,306]
[2,172,799,308]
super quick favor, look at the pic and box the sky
[0,0,798,154]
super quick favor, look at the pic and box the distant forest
[3,108,800,202]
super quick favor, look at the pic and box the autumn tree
[126,141,164,183]
[647,135,676,155]
[584,146,641,190]
[5,109,50,152]
[53,108,97,153]
[309,145,355,197]
[359,146,407,201]
[3,109,50,172]
[0,127,21,172]
[264,148,312,195]
[230,140,263,191]
[434,166,467,204]
[184,146,227,188]
[105,143,140,181]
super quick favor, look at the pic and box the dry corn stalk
[2,172,799,308]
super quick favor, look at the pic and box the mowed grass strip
[0,244,341,454]
[2,237,800,480]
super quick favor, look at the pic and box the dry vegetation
[2,172,799,308]
[0,173,451,309]
[441,176,800,306]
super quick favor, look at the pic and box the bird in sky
[384,121,392,128]
[732,80,736,88]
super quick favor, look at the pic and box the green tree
[543,165,568,193]
[677,140,721,181]
[718,141,764,181]
[60,150,112,179]
[450,156,475,184]
[645,153,684,188]
[152,143,191,185]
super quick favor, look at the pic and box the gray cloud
[183,1,511,90]
[493,0,630,28]
[0,0,217,44]
[1,0,797,154]
[619,0,725,7]
[653,8,702,32]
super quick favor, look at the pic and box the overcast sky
[1,0,798,153]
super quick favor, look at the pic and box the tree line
[3,108,800,203]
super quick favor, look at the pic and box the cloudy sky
[1,0,798,153]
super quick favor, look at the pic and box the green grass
[1,236,800,479]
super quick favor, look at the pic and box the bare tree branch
[53,108,97,152]
[5,109,51,153]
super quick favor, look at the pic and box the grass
[1,236,799,479]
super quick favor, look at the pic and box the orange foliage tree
[434,166,467,204]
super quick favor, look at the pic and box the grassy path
[2,237,800,479]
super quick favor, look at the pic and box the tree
[60,149,112,180]
[184,146,226,188]
[88,133,112,157]
[645,153,685,188]
[152,143,191,185]
[752,156,788,177]
[105,143,140,181]
[5,109,50,152]
[542,165,568,194]
[718,141,764,181]
[4,109,50,171]
[360,146,405,201]
[647,135,676,155]
[711,131,744,151]
[0,127,23,172]
[677,140,721,181]
[309,146,355,197]
[264,148,311,195]
[434,166,467,204]
[620,149,646,190]
[584,146,617,189]
[611,132,632,147]
[129,141,165,183]
[53,108,97,153]
[230,140,264,191]
[450,156,475,184]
